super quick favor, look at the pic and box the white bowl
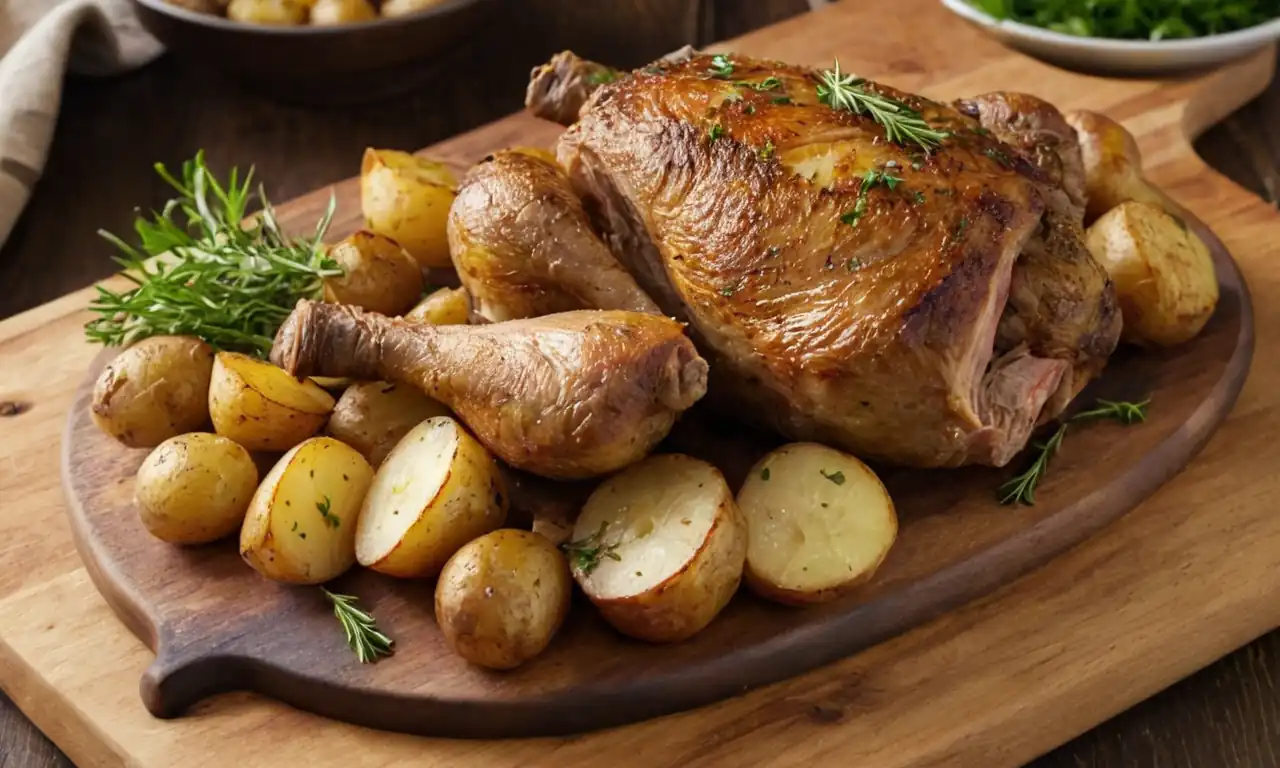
[940,0,1280,74]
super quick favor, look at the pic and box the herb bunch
[999,397,1151,506]
[969,0,1279,40]
[816,60,949,151]
[85,152,341,358]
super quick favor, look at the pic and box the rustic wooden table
[2,1,1279,765]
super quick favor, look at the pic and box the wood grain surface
[4,0,1280,765]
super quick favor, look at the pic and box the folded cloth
[0,0,162,249]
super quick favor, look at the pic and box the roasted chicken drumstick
[271,301,708,479]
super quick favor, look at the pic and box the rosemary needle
[816,59,949,151]
[322,588,394,664]
[998,397,1151,506]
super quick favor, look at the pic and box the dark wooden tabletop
[2,1,1279,765]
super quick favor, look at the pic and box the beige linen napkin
[0,0,162,249]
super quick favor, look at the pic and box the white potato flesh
[571,454,746,643]
[356,416,507,578]
[240,437,374,585]
[738,442,897,605]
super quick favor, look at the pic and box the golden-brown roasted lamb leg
[271,300,708,479]
[448,149,660,322]
[527,50,1121,468]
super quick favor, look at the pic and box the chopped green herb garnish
[847,257,863,272]
[983,146,1015,167]
[707,53,735,78]
[709,123,725,142]
[317,495,340,528]
[772,96,792,105]
[761,467,771,481]
[561,521,622,575]
[966,0,1275,40]
[759,139,775,160]
[587,68,621,85]
[820,469,846,485]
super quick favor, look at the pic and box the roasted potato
[737,443,897,605]
[240,437,374,584]
[309,0,376,24]
[360,149,458,269]
[435,529,572,670]
[322,230,423,315]
[380,0,447,16]
[1064,110,1176,223]
[404,287,470,326]
[356,416,507,578]
[1086,201,1219,347]
[326,381,450,467]
[135,433,259,545]
[209,352,335,452]
[511,146,559,166]
[91,335,214,448]
[226,0,306,24]
[569,454,746,643]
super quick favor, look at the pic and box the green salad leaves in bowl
[941,0,1280,73]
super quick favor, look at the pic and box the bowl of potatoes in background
[130,0,500,104]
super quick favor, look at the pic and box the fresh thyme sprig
[322,588,394,664]
[561,521,622,575]
[998,397,1151,506]
[816,60,949,151]
[85,152,341,358]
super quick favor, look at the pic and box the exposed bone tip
[660,345,709,411]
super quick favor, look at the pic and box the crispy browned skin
[539,52,1119,467]
[448,149,661,322]
[271,301,708,479]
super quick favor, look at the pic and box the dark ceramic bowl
[130,0,501,105]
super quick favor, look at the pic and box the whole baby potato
[360,148,458,269]
[309,0,376,23]
[91,335,215,448]
[227,0,307,24]
[322,230,424,315]
[380,0,448,16]
[135,433,259,545]
[327,381,450,467]
[403,286,470,325]
[435,529,572,670]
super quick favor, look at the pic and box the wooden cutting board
[4,0,1280,764]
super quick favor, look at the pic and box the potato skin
[322,230,424,315]
[240,437,375,584]
[91,335,214,448]
[326,381,450,467]
[360,149,458,269]
[1064,110,1175,223]
[1086,201,1219,347]
[209,352,335,452]
[227,0,307,23]
[435,529,571,670]
[135,433,259,545]
[309,0,376,24]
[404,287,471,325]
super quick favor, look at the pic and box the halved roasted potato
[404,286,470,326]
[1086,201,1219,347]
[322,230,424,316]
[91,335,214,448]
[356,416,507,578]
[240,437,375,584]
[360,149,458,269]
[738,442,897,605]
[326,381,450,467]
[569,454,746,643]
[435,529,572,670]
[209,352,335,452]
[135,433,259,545]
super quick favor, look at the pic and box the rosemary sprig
[587,68,621,85]
[998,397,1151,506]
[322,588,394,664]
[85,152,341,358]
[815,59,949,151]
[561,521,622,575]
